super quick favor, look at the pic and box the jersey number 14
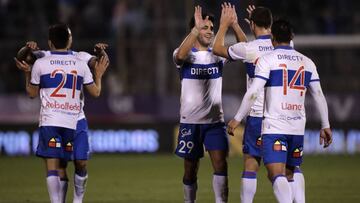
[280,64,305,96]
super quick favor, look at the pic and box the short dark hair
[48,23,71,49]
[271,19,294,43]
[188,13,215,30]
[250,7,272,29]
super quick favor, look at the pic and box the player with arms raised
[16,40,108,203]
[227,19,332,203]
[16,24,108,203]
[173,4,244,203]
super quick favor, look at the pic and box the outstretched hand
[94,43,108,54]
[227,119,241,136]
[244,5,256,25]
[14,57,31,72]
[194,5,209,31]
[320,128,332,148]
[25,41,39,51]
[220,2,238,28]
[94,56,110,78]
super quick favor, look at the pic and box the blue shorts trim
[243,116,262,157]
[175,122,229,159]
[36,126,75,160]
[262,134,304,166]
[73,118,90,160]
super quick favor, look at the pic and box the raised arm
[213,3,245,58]
[14,58,39,98]
[174,6,207,65]
[85,56,109,97]
[88,43,109,69]
[227,78,266,135]
[16,41,39,65]
[230,4,247,43]
[309,81,332,148]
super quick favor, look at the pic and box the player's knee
[75,160,87,171]
[213,159,227,174]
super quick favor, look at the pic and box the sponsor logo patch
[256,136,262,146]
[181,128,192,137]
[48,137,61,148]
[293,148,303,158]
[65,142,73,152]
[273,140,287,152]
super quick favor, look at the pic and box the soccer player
[213,5,306,202]
[227,19,332,203]
[16,23,108,203]
[16,41,108,203]
[173,4,244,203]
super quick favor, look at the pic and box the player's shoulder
[74,51,94,62]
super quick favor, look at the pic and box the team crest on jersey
[65,142,73,152]
[48,138,61,148]
[293,148,303,158]
[273,140,287,152]
[256,136,262,146]
[181,128,192,137]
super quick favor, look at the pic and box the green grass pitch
[0,154,359,202]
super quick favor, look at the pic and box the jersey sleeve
[32,50,50,59]
[173,48,181,68]
[30,60,41,85]
[308,59,320,82]
[227,42,247,61]
[254,55,271,81]
[77,51,95,63]
[83,62,94,85]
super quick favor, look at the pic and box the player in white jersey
[214,6,306,203]
[174,4,245,203]
[213,5,274,203]
[227,19,332,203]
[16,41,109,203]
[16,24,108,203]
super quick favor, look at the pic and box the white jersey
[228,35,273,117]
[30,51,94,129]
[255,46,320,135]
[34,50,94,120]
[173,47,226,124]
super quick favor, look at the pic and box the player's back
[257,46,319,135]
[228,35,273,117]
[174,47,225,124]
[31,51,93,129]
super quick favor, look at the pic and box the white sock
[213,174,228,203]
[272,175,292,203]
[183,181,197,203]
[289,179,296,201]
[73,174,88,203]
[293,169,305,203]
[46,171,61,203]
[60,179,68,203]
[241,171,257,203]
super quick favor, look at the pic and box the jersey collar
[50,50,74,55]
[191,47,212,52]
[256,35,271,40]
[274,45,293,50]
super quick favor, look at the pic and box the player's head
[189,13,215,47]
[271,19,294,45]
[249,7,272,31]
[48,23,72,50]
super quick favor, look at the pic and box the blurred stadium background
[0,0,360,202]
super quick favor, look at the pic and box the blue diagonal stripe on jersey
[40,74,84,90]
[265,70,312,87]
[180,62,223,80]
[245,62,255,78]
